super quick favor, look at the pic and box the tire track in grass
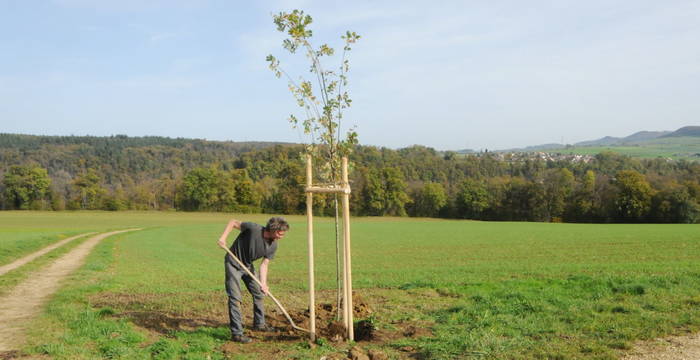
[0,229,140,352]
[0,232,96,276]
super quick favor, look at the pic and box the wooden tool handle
[221,245,310,333]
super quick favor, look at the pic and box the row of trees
[2,136,699,223]
[453,169,699,223]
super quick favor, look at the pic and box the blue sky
[1,0,698,150]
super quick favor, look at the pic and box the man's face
[270,230,286,241]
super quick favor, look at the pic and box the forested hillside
[1,133,699,223]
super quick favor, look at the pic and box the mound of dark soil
[354,319,375,341]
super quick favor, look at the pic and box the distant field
[0,211,232,266]
[554,137,700,160]
[2,211,700,359]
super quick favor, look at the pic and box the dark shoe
[253,324,277,332]
[231,334,252,343]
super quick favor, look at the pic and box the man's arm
[259,258,270,295]
[217,219,241,249]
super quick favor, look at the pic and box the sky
[1,0,699,151]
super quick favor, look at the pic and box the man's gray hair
[265,217,290,232]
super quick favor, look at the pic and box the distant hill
[0,133,296,195]
[661,126,700,138]
[621,130,671,143]
[0,133,289,152]
[486,126,699,160]
[573,131,672,147]
[500,143,566,152]
[573,127,696,147]
[575,136,622,147]
[455,149,475,154]
[502,126,696,151]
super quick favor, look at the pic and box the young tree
[267,9,360,317]
[266,10,360,181]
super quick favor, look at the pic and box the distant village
[487,151,595,163]
[465,150,687,163]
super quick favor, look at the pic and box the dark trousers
[224,259,265,336]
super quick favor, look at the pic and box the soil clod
[403,324,431,338]
[0,351,19,360]
[349,346,370,360]
[327,321,347,342]
[368,349,388,360]
[320,353,347,360]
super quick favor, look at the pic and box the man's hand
[261,283,269,296]
[217,238,227,249]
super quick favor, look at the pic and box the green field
[2,211,700,359]
[553,137,700,160]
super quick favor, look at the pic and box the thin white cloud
[112,75,197,90]
[150,32,176,43]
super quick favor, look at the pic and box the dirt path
[0,229,140,352]
[0,232,96,276]
[622,333,700,360]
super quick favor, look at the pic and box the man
[217,216,289,343]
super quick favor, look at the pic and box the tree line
[1,134,699,223]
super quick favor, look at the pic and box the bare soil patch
[622,332,700,360]
[0,229,140,353]
[93,289,433,359]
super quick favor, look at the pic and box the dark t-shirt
[227,222,278,269]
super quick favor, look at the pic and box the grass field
[2,211,700,359]
[551,137,700,160]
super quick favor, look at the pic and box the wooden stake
[306,155,316,341]
[341,157,354,340]
[342,216,349,332]
[302,155,353,341]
